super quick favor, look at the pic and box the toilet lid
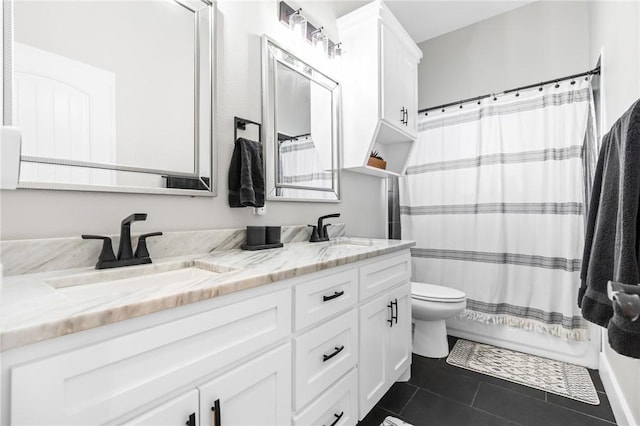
[411,282,466,303]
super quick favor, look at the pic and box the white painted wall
[588,2,640,424]
[417,1,590,109]
[0,1,387,240]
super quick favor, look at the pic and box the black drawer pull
[186,412,196,426]
[323,411,344,426]
[322,345,345,362]
[210,399,221,426]
[387,302,394,327]
[323,291,345,302]
[393,298,398,324]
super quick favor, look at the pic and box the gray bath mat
[380,416,413,426]
[447,339,600,405]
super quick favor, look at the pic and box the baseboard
[599,352,636,426]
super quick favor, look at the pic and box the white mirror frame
[1,0,216,196]
[261,35,342,203]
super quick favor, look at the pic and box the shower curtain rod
[418,66,601,115]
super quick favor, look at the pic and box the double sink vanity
[0,226,415,426]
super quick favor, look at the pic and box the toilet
[411,282,466,358]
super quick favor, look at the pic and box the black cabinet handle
[322,345,345,362]
[393,298,398,324]
[210,399,221,426]
[323,291,345,302]
[185,412,196,426]
[323,411,344,426]
[400,107,406,123]
[387,301,394,327]
[403,108,409,125]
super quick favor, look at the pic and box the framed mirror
[262,36,341,202]
[2,0,215,195]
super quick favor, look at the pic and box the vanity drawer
[10,288,291,426]
[359,252,411,301]
[293,368,358,426]
[294,310,358,411]
[294,268,358,331]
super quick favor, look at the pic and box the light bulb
[329,43,343,59]
[288,9,307,40]
[311,28,328,56]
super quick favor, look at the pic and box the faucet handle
[307,225,321,243]
[134,232,163,259]
[82,235,117,264]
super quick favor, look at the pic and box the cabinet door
[386,283,412,381]
[198,344,291,426]
[358,293,392,418]
[380,23,403,129]
[399,52,418,135]
[124,389,198,426]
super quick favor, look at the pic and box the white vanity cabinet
[197,344,292,426]
[3,248,412,426]
[8,287,292,426]
[338,0,423,177]
[124,390,199,426]
[358,257,412,419]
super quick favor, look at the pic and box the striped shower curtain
[400,79,594,341]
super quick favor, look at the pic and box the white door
[386,283,412,380]
[13,42,116,185]
[358,292,392,419]
[124,389,198,426]
[380,23,403,130]
[198,344,292,426]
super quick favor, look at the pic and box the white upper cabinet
[338,0,423,177]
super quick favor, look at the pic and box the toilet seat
[411,282,466,303]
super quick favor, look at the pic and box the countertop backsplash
[1,223,346,276]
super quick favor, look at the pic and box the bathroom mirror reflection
[262,36,341,202]
[4,0,214,195]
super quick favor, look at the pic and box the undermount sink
[325,238,373,248]
[46,260,236,290]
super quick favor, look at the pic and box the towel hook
[608,281,640,322]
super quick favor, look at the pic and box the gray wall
[417,1,590,109]
[0,1,386,240]
[589,2,640,424]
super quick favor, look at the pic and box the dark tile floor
[359,337,617,426]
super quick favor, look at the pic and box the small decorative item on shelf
[367,150,387,170]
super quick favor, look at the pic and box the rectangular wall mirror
[3,0,215,195]
[262,36,341,202]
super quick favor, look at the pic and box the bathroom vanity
[0,237,414,426]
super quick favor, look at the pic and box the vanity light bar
[278,1,341,58]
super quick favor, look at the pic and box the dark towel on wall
[579,100,640,328]
[228,138,265,208]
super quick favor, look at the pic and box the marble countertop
[0,237,414,352]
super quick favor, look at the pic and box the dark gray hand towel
[608,282,640,358]
[228,137,265,208]
[579,100,640,327]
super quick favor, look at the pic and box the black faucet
[309,213,341,242]
[82,213,162,269]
